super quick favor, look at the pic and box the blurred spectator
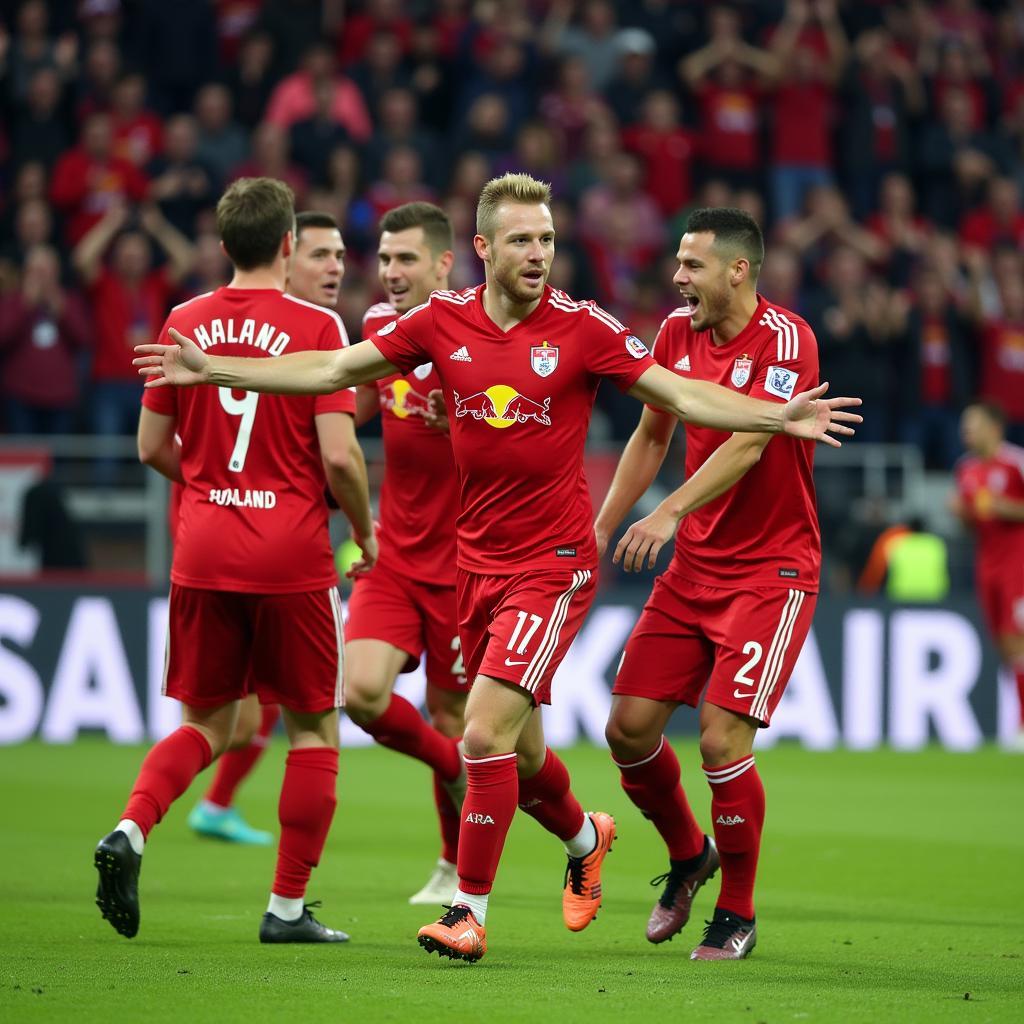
[758,244,807,314]
[363,88,440,188]
[455,37,534,134]
[568,117,623,198]
[857,515,950,602]
[866,172,932,286]
[230,122,308,207]
[542,0,629,92]
[336,0,413,69]
[133,0,218,112]
[71,202,194,437]
[147,114,218,236]
[539,56,611,160]
[265,41,372,143]
[679,5,776,190]
[838,28,924,217]
[446,150,492,205]
[604,28,667,126]
[227,30,278,129]
[974,275,1024,439]
[919,33,993,132]
[350,29,413,104]
[896,267,974,468]
[959,176,1024,253]
[194,83,249,184]
[183,231,232,295]
[454,93,514,160]
[407,20,457,134]
[256,0,331,73]
[366,146,436,223]
[0,244,91,434]
[76,37,121,119]
[289,78,354,187]
[4,0,78,103]
[496,120,567,197]
[211,0,263,65]
[622,90,696,218]
[10,66,70,171]
[110,72,163,167]
[0,197,57,273]
[767,0,849,221]
[49,111,149,244]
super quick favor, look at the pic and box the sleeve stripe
[761,307,799,361]
[546,293,627,333]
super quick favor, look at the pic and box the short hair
[476,173,552,240]
[966,398,1007,428]
[216,177,295,271]
[295,210,340,240]
[685,207,765,278]
[379,202,453,255]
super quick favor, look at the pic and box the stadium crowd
[1,0,1023,464]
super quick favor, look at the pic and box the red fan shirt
[143,287,355,593]
[362,301,459,586]
[368,285,656,574]
[650,296,821,590]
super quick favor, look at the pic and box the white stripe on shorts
[520,570,592,694]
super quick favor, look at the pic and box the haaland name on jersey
[208,488,278,508]
[192,318,292,357]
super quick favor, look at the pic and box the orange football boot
[562,811,616,932]
[417,904,487,962]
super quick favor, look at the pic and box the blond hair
[476,173,553,240]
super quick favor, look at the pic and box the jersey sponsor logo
[380,379,431,419]
[530,341,559,377]
[778,568,799,578]
[715,814,746,826]
[674,354,691,371]
[555,546,576,557]
[731,356,752,388]
[465,812,496,825]
[412,362,434,380]
[453,386,551,428]
[208,488,278,509]
[193,318,290,356]
[625,334,650,359]
[764,365,799,400]
[449,345,472,362]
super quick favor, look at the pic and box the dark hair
[295,210,340,238]
[379,201,453,255]
[216,177,295,271]
[685,207,765,278]
[967,398,1007,428]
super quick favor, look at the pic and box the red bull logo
[453,385,551,429]
[381,379,432,419]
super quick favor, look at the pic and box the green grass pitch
[2,739,1022,1023]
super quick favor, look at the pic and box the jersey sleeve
[581,304,658,391]
[366,301,434,374]
[141,314,178,415]
[749,315,818,405]
[644,317,675,414]
[313,313,357,417]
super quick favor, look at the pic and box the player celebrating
[96,178,376,943]
[134,174,861,962]
[595,208,825,960]
[951,401,1024,751]
[183,210,373,845]
[344,202,468,905]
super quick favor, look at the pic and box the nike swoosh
[504,658,529,667]
[732,689,755,699]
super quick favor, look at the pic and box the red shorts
[613,571,817,727]
[164,584,344,713]
[458,567,597,706]
[345,563,466,691]
[978,566,1024,638]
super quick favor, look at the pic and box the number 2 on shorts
[219,388,260,472]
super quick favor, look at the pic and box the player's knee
[604,714,651,761]
[699,728,744,767]
[343,673,389,723]
[462,721,506,760]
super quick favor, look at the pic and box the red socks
[122,725,213,837]
[272,747,339,899]
[360,695,461,782]
[615,737,705,861]
[432,772,461,863]
[704,755,765,920]
[456,753,518,896]
[204,704,280,809]
[517,747,586,842]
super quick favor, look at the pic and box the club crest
[531,342,559,377]
[731,356,752,388]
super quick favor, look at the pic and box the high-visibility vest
[886,532,950,602]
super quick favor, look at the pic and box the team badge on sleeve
[764,365,799,399]
[731,356,752,388]
[625,335,649,359]
[376,319,397,336]
[530,342,559,377]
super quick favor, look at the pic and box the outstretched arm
[134,328,401,394]
[628,363,861,445]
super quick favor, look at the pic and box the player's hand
[134,327,210,388]
[781,382,862,447]
[425,388,450,433]
[613,506,678,573]
[345,527,379,578]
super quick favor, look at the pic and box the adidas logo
[450,346,472,362]
[715,814,746,826]
[465,812,495,825]
[674,354,691,371]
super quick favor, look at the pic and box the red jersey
[142,287,356,593]
[651,296,820,590]
[954,443,1024,578]
[979,318,1024,422]
[362,301,459,585]
[369,285,656,574]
